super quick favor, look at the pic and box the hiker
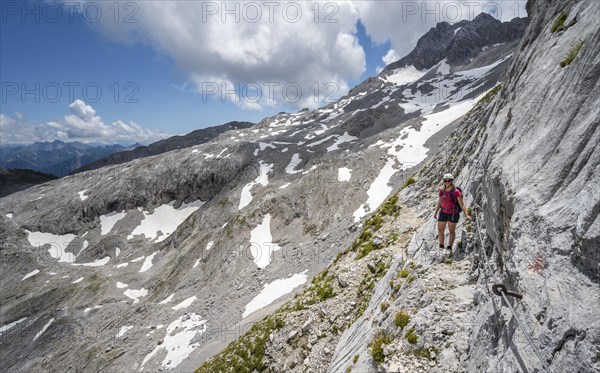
[434,173,471,251]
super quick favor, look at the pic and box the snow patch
[116,282,128,289]
[78,190,89,201]
[353,159,397,222]
[338,168,352,182]
[172,296,197,310]
[21,269,40,281]
[437,59,451,75]
[206,241,214,251]
[72,256,110,267]
[33,318,54,341]
[26,231,77,263]
[243,270,308,318]
[72,277,84,284]
[100,211,126,235]
[129,200,204,242]
[139,251,158,273]
[75,240,89,257]
[124,288,149,304]
[159,293,175,304]
[140,314,207,370]
[116,325,133,338]
[327,132,357,152]
[279,183,291,189]
[84,306,102,313]
[285,153,303,174]
[239,161,272,210]
[382,65,428,85]
[249,214,281,269]
[0,318,27,336]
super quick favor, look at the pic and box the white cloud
[376,48,401,73]
[382,49,400,66]
[51,1,526,114]
[69,99,96,121]
[0,100,168,145]
[67,1,366,110]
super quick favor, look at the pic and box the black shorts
[438,211,460,223]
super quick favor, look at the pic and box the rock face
[73,121,255,174]
[1,2,597,372]
[330,1,600,372]
[386,13,528,71]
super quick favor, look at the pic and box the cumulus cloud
[58,1,525,111]
[67,1,365,110]
[0,100,168,145]
[376,48,401,73]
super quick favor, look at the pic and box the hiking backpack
[450,186,462,213]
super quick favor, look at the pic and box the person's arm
[457,196,472,220]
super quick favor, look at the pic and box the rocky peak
[385,13,528,71]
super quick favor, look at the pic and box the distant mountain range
[0,140,133,177]
[0,121,255,180]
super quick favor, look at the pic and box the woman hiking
[434,173,471,251]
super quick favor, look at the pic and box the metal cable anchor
[492,284,523,300]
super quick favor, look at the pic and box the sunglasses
[443,179,453,182]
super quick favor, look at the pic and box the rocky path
[197,193,484,373]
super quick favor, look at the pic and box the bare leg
[437,221,447,247]
[448,221,457,247]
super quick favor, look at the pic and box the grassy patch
[353,354,359,364]
[560,38,585,67]
[394,311,410,330]
[379,194,400,216]
[551,11,576,33]
[405,328,418,344]
[196,316,285,373]
[398,269,410,278]
[551,11,568,33]
[401,177,416,190]
[309,270,336,301]
[370,330,393,364]
[477,84,501,106]
[380,302,389,312]
[356,240,383,260]
[414,346,441,361]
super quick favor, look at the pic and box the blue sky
[0,1,526,144]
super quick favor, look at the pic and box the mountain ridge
[72,121,255,174]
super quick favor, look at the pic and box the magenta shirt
[439,188,462,213]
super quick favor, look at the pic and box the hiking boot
[446,245,452,251]
[439,243,444,249]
